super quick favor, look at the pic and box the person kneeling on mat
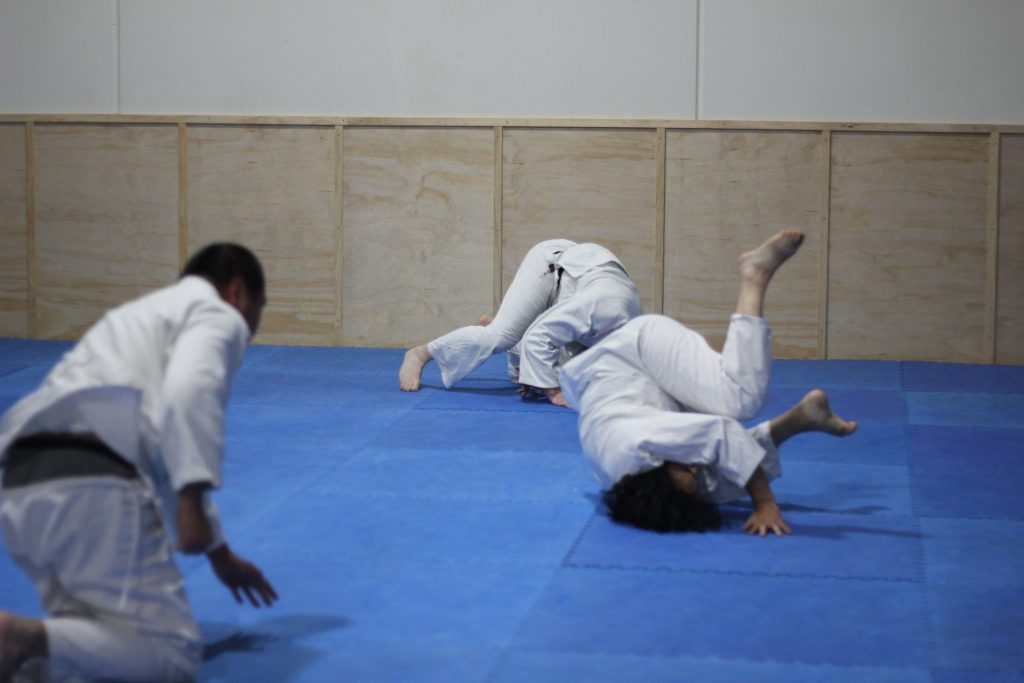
[0,243,278,682]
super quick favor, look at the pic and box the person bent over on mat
[559,231,857,535]
[399,239,642,408]
[0,244,278,683]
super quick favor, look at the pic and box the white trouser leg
[0,477,201,682]
[427,239,572,388]
[518,268,642,389]
[636,314,771,421]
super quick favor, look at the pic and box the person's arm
[742,468,791,537]
[176,483,215,554]
[206,544,279,608]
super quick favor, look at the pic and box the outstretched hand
[207,545,279,607]
[743,502,791,537]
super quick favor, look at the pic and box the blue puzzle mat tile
[0,365,51,397]
[772,359,904,391]
[0,337,73,364]
[928,582,1024,672]
[235,489,594,566]
[0,363,27,379]
[200,636,499,683]
[367,409,581,453]
[907,392,1024,429]
[903,362,1024,395]
[327,446,600,502]
[415,380,568,413]
[753,387,907,425]
[246,345,405,374]
[781,420,909,467]
[492,651,931,683]
[512,567,933,667]
[771,461,913,516]
[567,511,924,581]
[909,425,1024,520]
[187,559,554,650]
[930,669,1024,683]
[920,518,1024,585]
[231,368,433,408]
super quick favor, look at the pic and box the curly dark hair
[182,243,265,297]
[604,464,723,533]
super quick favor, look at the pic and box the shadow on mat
[201,614,350,662]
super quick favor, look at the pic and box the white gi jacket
[0,275,248,550]
[560,314,780,504]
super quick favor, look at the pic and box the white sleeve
[518,304,584,389]
[157,303,246,493]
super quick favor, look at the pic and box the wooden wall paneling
[502,128,659,312]
[664,130,822,358]
[997,135,1024,364]
[0,124,28,337]
[828,133,990,361]
[34,124,179,339]
[334,124,344,345]
[177,122,189,269]
[817,130,833,358]
[493,126,504,314]
[187,125,338,346]
[341,127,495,347]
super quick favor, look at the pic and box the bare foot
[738,230,805,286]
[399,345,432,392]
[796,389,858,436]
[475,314,493,326]
[544,387,571,409]
[0,611,46,681]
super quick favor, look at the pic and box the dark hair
[182,243,265,296]
[604,464,723,533]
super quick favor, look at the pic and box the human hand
[176,484,214,554]
[742,502,791,537]
[207,545,279,607]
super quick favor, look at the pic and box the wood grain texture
[0,125,28,337]
[342,127,494,347]
[664,130,822,358]
[34,124,179,339]
[502,129,658,311]
[187,125,338,346]
[997,135,1024,364]
[829,133,989,361]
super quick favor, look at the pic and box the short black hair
[182,243,265,296]
[604,464,723,533]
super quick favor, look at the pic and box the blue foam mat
[909,425,1024,520]
[568,511,924,581]
[511,566,933,667]
[902,361,1024,395]
[1,346,1022,681]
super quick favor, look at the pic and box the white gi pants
[0,477,201,682]
[517,264,641,389]
[426,239,573,388]
[633,314,779,502]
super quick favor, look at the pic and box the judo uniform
[428,240,642,389]
[559,314,781,503]
[0,276,248,682]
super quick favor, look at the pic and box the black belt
[2,434,137,489]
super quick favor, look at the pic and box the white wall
[1,0,1022,122]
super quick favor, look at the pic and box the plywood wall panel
[35,124,179,339]
[664,130,822,357]
[828,133,989,361]
[188,125,338,346]
[0,125,27,337]
[997,135,1024,364]
[502,129,658,312]
[342,128,494,347]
